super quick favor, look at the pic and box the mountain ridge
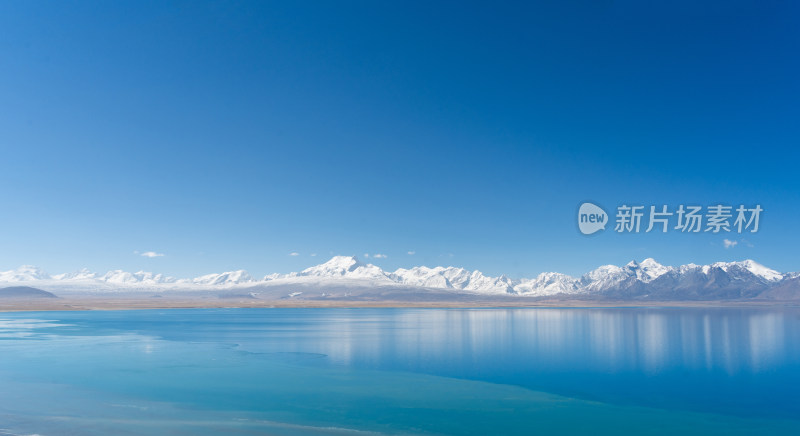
[0,256,796,300]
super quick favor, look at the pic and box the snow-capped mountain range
[0,256,797,300]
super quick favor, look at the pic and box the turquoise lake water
[0,307,799,435]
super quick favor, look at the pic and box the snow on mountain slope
[299,256,391,281]
[0,265,51,282]
[192,270,254,286]
[102,270,178,285]
[514,272,580,296]
[391,266,453,288]
[632,258,673,282]
[580,264,632,293]
[300,255,360,277]
[706,260,783,282]
[390,266,514,293]
[52,268,97,280]
[0,257,796,299]
[575,258,675,294]
[460,271,514,294]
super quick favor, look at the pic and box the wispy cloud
[140,251,164,258]
[310,253,317,257]
[373,253,387,259]
[289,252,300,256]
[363,253,370,258]
[407,251,415,255]
[723,239,738,249]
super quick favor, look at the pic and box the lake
[0,307,798,435]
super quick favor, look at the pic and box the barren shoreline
[0,298,797,312]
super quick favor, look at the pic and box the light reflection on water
[236,308,796,376]
[208,308,800,416]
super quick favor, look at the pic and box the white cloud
[407,251,415,255]
[363,253,370,258]
[373,254,387,259]
[723,239,738,249]
[289,252,300,256]
[140,251,164,258]
[310,253,317,257]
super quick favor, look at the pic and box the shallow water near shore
[0,307,799,435]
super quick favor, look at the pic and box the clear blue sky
[1,1,798,278]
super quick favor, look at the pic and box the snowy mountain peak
[629,258,671,282]
[193,270,253,286]
[0,265,52,281]
[52,268,97,280]
[301,256,362,277]
[708,260,783,282]
[739,260,783,281]
[101,270,178,285]
[640,258,661,268]
[514,272,579,296]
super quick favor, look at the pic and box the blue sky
[0,1,798,278]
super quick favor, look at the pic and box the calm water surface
[0,307,799,435]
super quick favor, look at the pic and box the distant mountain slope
[0,257,797,301]
[0,286,57,298]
